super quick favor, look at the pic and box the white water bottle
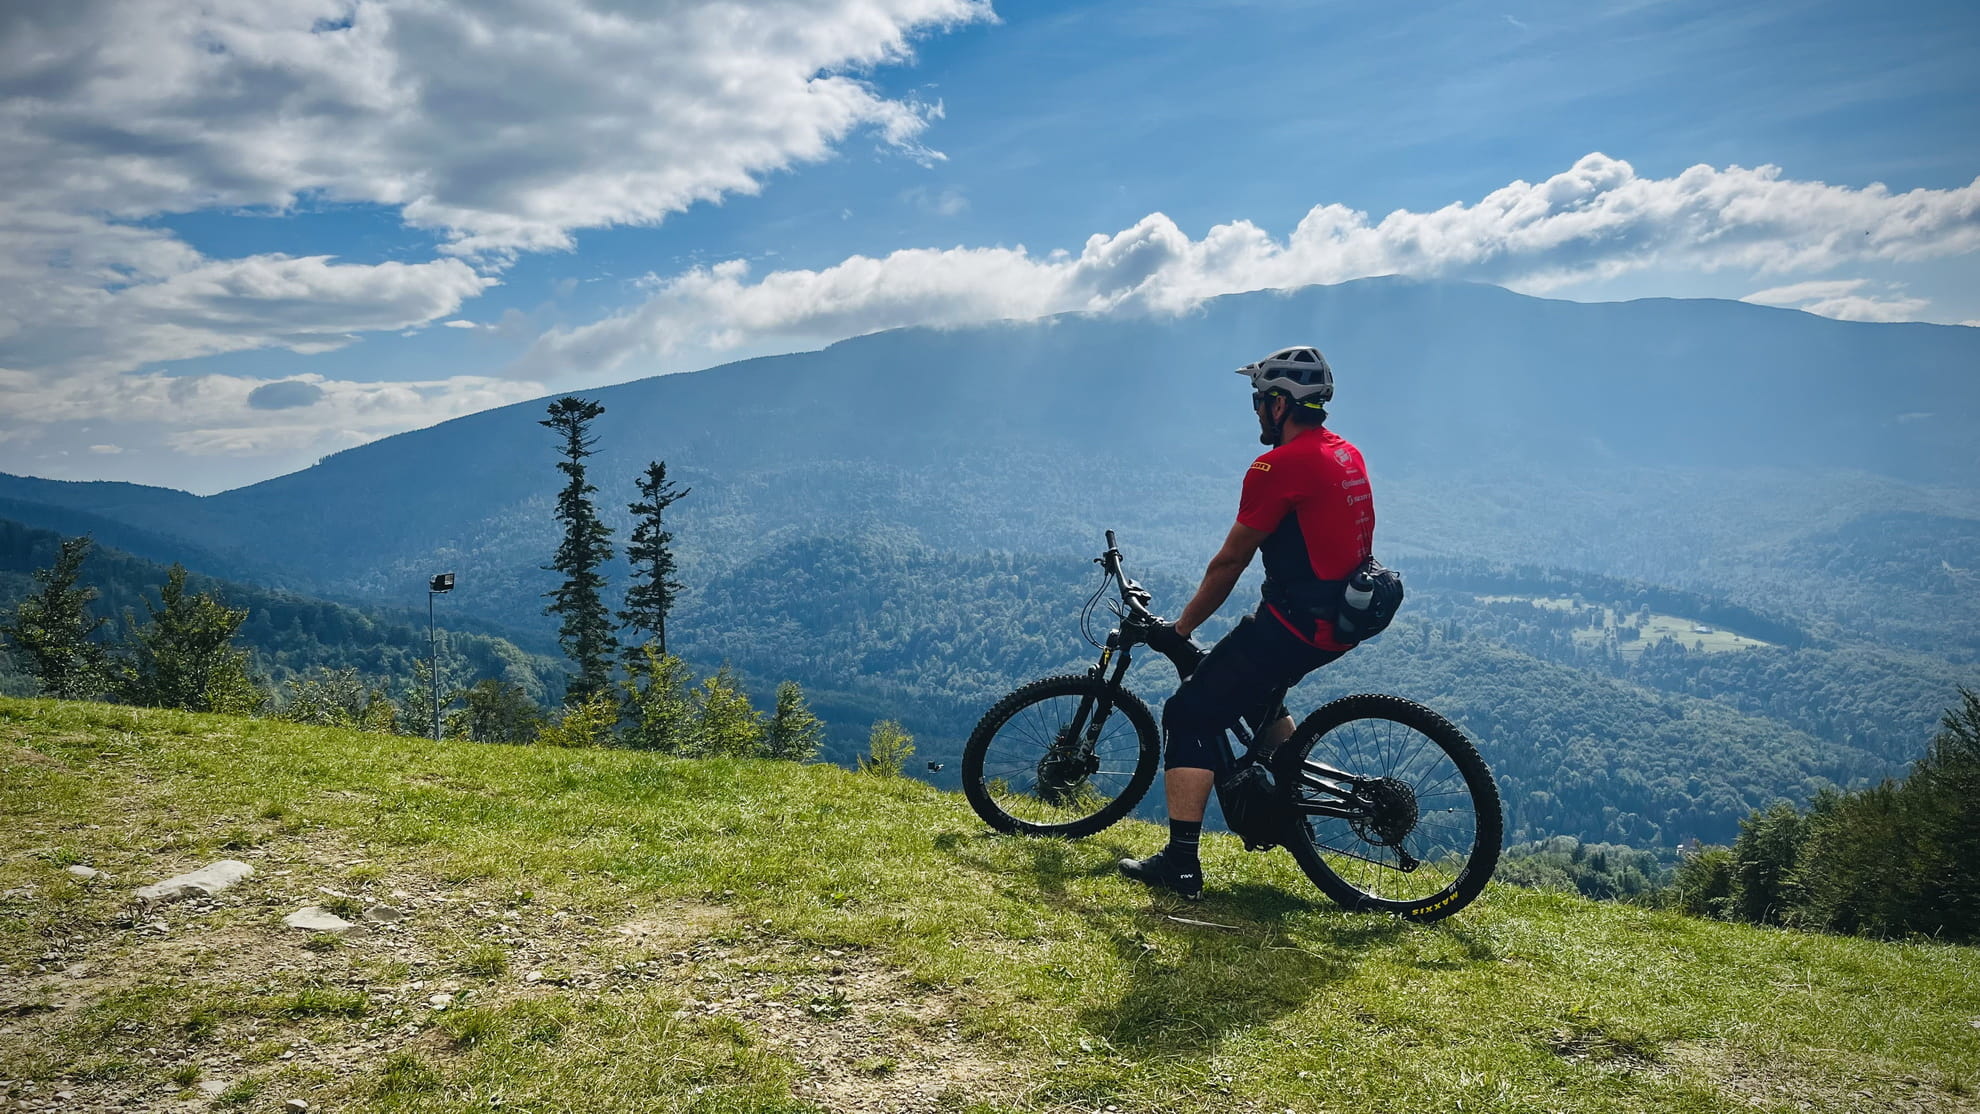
[1339,566,1375,637]
[1342,568,1375,613]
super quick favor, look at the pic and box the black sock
[1166,819,1202,866]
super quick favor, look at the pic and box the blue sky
[2,0,1976,493]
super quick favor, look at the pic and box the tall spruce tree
[541,396,618,703]
[1,535,110,700]
[119,564,263,714]
[620,460,689,656]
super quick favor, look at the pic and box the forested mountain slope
[0,519,562,704]
[2,279,1975,850]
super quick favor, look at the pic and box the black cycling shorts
[1161,609,1345,771]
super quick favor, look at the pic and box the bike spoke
[975,687,1153,827]
[1290,710,1485,906]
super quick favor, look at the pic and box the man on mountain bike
[1120,346,1374,900]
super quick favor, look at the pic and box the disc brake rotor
[1034,730,1098,805]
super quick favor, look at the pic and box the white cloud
[518,154,1980,377]
[443,319,478,329]
[0,369,550,492]
[2,0,989,253]
[1741,279,1933,323]
[0,0,990,461]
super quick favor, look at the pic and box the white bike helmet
[1235,345,1334,405]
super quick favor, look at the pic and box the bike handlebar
[1097,528,1204,678]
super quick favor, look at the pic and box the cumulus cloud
[0,0,988,482]
[2,0,988,252]
[0,0,988,363]
[1741,279,1934,322]
[518,154,1980,376]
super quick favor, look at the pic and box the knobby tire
[962,674,1162,838]
[1275,693,1502,923]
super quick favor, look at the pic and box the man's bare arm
[1173,521,1269,638]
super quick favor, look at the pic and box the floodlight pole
[427,573,455,741]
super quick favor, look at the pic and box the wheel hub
[1035,732,1098,805]
[1351,776,1420,848]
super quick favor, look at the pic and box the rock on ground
[132,860,253,904]
[283,906,357,934]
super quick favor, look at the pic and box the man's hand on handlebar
[1143,621,1201,660]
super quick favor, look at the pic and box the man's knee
[1162,692,1223,770]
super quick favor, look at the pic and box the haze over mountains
[3,278,1976,845]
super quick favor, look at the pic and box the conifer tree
[620,460,689,656]
[620,645,696,753]
[541,396,617,703]
[765,680,824,761]
[690,665,765,757]
[1,535,109,700]
[119,564,263,714]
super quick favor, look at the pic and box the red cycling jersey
[1235,427,1374,651]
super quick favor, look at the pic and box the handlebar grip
[1105,529,1117,550]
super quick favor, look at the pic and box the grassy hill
[2,697,1976,1114]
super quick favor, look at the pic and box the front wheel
[962,674,1162,838]
[1277,694,1502,922]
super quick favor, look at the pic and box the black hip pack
[1262,556,1406,645]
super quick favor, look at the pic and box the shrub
[690,666,765,758]
[859,719,914,777]
[536,690,618,747]
[619,644,695,752]
[277,668,397,732]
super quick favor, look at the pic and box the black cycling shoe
[1118,849,1204,901]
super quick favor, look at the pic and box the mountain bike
[961,531,1503,922]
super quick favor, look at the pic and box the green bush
[536,690,619,748]
[858,719,914,777]
[689,666,764,758]
[619,644,695,752]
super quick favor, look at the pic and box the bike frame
[1073,531,1382,831]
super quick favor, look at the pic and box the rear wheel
[962,674,1161,838]
[1276,694,1501,922]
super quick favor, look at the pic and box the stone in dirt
[284,1100,310,1113]
[133,860,253,904]
[197,1081,227,1097]
[283,907,356,933]
[63,865,104,881]
[361,904,405,924]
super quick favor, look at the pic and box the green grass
[2,695,1976,1113]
